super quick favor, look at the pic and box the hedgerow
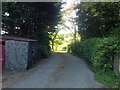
[68,36,120,72]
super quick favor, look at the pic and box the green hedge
[68,36,120,72]
[38,44,51,58]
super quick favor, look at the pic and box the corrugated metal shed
[0,37,37,69]
[0,36,37,42]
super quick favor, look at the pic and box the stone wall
[5,40,28,71]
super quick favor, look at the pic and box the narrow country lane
[8,53,102,88]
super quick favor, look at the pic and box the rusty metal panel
[0,41,5,70]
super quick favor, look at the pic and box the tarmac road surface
[8,53,102,88]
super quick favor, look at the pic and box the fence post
[113,54,120,79]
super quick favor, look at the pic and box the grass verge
[95,71,120,88]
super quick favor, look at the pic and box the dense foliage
[2,2,61,57]
[76,2,120,40]
[68,2,120,87]
[73,2,120,72]
[68,37,120,71]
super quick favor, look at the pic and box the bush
[38,44,51,58]
[68,36,120,72]
[91,37,120,71]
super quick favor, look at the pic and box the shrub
[38,44,51,58]
[91,37,120,71]
[68,36,120,72]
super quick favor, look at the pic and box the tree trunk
[51,30,60,51]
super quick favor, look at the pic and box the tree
[2,2,61,56]
[76,2,120,40]
[54,34,64,51]
[61,0,80,42]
